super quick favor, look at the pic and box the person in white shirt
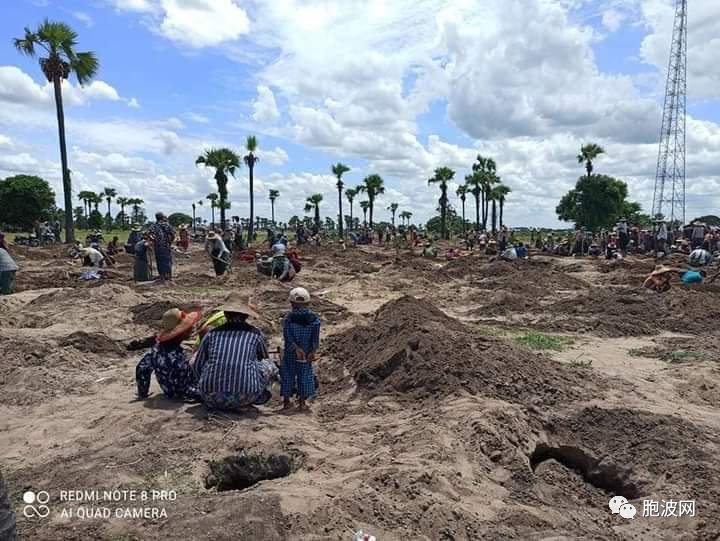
[80,247,105,267]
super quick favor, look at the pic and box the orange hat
[156,308,201,343]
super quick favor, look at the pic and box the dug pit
[205,451,293,492]
[530,443,641,498]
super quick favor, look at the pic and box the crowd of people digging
[1,211,719,416]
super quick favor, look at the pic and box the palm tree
[387,203,399,227]
[196,147,240,231]
[78,190,94,221]
[243,135,259,245]
[472,155,497,230]
[359,200,370,226]
[305,194,323,230]
[128,198,143,224]
[102,187,116,229]
[493,184,512,229]
[400,210,412,226]
[345,188,357,230]
[269,189,280,224]
[464,173,482,232]
[456,185,468,237]
[356,174,385,227]
[14,20,98,243]
[428,167,455,240]
[116,196,129,229]
[206,193,219,228]
[90,192,102,212]
[577,143,605,177]
[332,163,350,237]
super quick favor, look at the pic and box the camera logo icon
[23,490,50,518]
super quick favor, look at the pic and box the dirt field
[1,243,719,540]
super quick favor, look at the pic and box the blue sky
[0,0,718,227]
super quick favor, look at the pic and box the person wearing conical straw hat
[194,293,278,411]
[135,308,202,400]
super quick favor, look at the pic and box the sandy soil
[1,243,719,540]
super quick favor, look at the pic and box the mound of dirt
[130,300,204,325]
[537,285,720,337]
[321,295,598,405]
[59,331,127,355]
[250,287,348,324]
[456,259,589,294]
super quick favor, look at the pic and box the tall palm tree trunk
[499,199,504,229]
[440,192,447,240]
[491,200,497,234]
[211,206,215,229]
[461,200,466,237]
[349,202,354,229]
[337,189,344,237]
[247,163,255,245]
[53,76,73,242]
[474,193,480,232]
[314,205,320,230]
[369,199,374,228]
[271,201,275,224]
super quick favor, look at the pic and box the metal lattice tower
[652,0,687,225]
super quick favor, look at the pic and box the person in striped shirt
[281,287,321,412]
[194,295,278,411]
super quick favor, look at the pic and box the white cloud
[258,146,289,166]
[159,0,250,48]
[252,85,280,124]
[128,97,141,108]
[638,0,720,99]
[601,9,624,32]
[107,0,157,12]
[0,66,124,108]
[73,11,95,28]
[0,134,12,148]
[184,112,209,123]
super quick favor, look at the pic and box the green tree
[356,174,385,227]
[0,175,56,230]
[692,215,720,226]
[87,209,103,230]
[472,155,498,230]
[78,190,95,222]
[243,135,259,244]
[400,210,412,226]
[127,198,144,224]
[305,194,323,230]
[269,189,280,224]
[556,174,634,231]
[206,192,219,228]
[387,203,399,227]
[456,185,468,237]
[116,196,129,229]
[102,187,116,230]
[196,147,240,231]
[14,20,99,243]
[464,173,482,232]
[359,200,370,226]
[168,212,192,227]
[577,143,605,177]
[428,167,455,240]
[332,163,350,237]
[73,205,86,229]
[345,188,357,230]
[493,184,511,229]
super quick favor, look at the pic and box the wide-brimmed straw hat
[207,231,218,240]
[650,265,680,277]
[214,292,259,318]
[131,225,141,232]
[157,308,201,342]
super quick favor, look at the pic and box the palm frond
[72,51,99,85]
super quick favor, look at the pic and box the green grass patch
[661,350,708,364]
[515,331,575,351]
[629,347,708,364]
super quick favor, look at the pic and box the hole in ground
[205,451,293,492]
[529,443,641,499]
